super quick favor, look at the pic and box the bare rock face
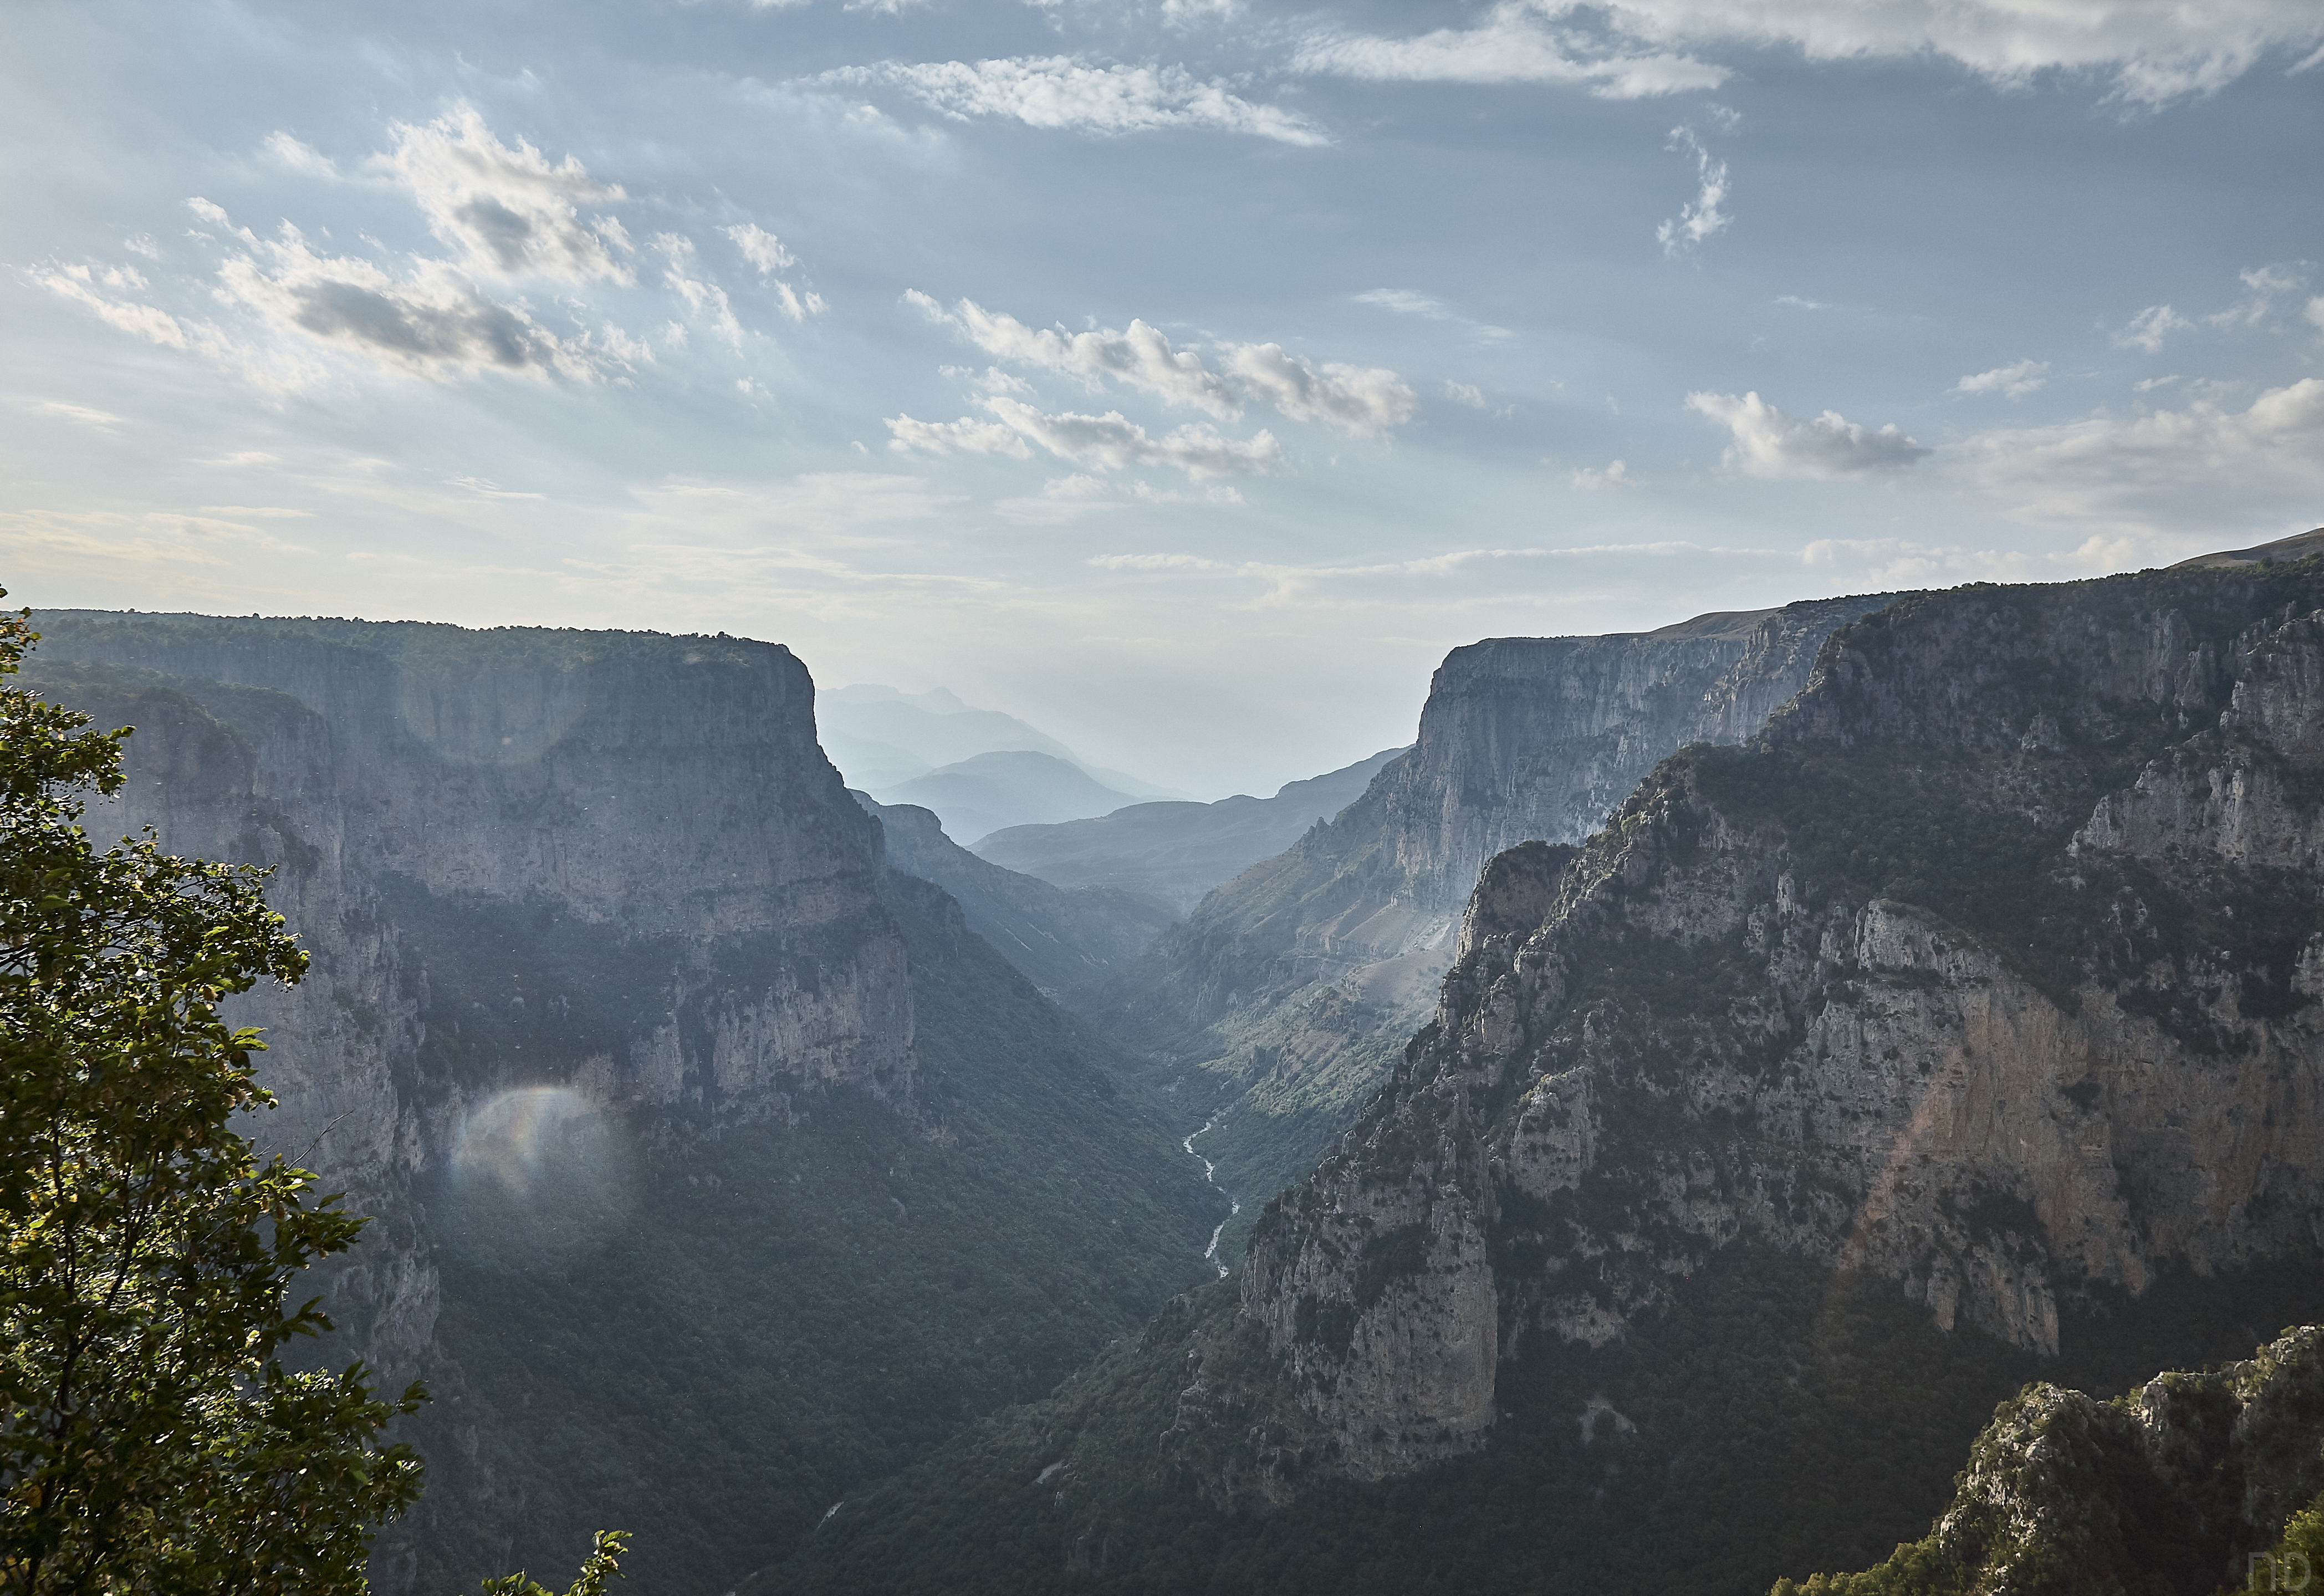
[1098,594,1910,1268]
[1234,565,2324,1490]
[23,613,912,1386]
[1127,599,1905,1028]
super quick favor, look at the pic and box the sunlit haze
[6,0,2321,796]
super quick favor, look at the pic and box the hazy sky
[6,1,2322,796]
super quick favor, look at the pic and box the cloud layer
[908,293,1417,437]
[887,397,1279,477]
[815,57,1328,145]
[1292,3,1729,98]
[1292,1,2321,106]
[1688,390,1932,477]
[1963,377,2324,533]
[1566,0,2324,105]
[385,109,634,284]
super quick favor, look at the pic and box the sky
[5,0,2322,798]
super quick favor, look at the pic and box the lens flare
[451,1085,599,1193]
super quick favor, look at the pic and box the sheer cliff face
[1125,595,1904,1032]
[25,614,911,1381]
[1237,567,2324,1487]
[1095,598,1905,1267]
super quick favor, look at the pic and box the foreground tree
[0,599,425,1595]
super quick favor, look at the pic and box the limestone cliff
[1095,593,1909,1259]
[24,613,911,1385]
[21,611,1223,1596]
[1233,560,2324,1488]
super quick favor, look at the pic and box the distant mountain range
[973,748,1408,914]
[870,749,1143,845]
[819,684,1183,801]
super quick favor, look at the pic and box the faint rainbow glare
[451,1086,596,1191]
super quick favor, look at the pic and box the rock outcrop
[1779,1324,2324,1595]
[22,610,1225,1596]
[1095,594,1910,1259]
[27,614,910,1386]
[1234,562,2324,1486]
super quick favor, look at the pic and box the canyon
[19,612,1220,1596]
[772,549,2324,1596]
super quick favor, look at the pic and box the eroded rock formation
[1235,564,2324,1486]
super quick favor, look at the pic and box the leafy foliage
[0,602,425,1595]
[478,1531,631,1596]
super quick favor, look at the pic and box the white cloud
[264,131,340,179]
[381,108,632,284]
[1357,289,1450,318]
[1953,358,2050,398]
[811,57,1330,146]
[654,233,744,348]
[1293,3,1729,98]
[214,229,597,383]
[1564,0,2324,106]
[1161,0,1242,26]
[983,397,1280,477]
[1960,376,2324,534]
[723,222,828,318]
[1687,390,1931,477]
[911,292,1235,414]
[885,413,1036,458]
[32,264,191,350]
[186,197,234,230]
[447,476,546,500]
[1355,287,1513,343]
[909,292,1418,436]
[1220,343,1417,436]
[2114,303,2193,352]
[1656,125,1730,255]
[123,233,161,261]
[2309,298,2324,334]
[2207,262,2308,327]
[2134,374,2183,392]
[1571,459,1630,489]
[723,223,796,274]
[1445,381,1487,408]
[33,400,124,429]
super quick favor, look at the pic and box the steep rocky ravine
[1240,562,2324,1485]
[1094,592,1911,1259]
[21,613,1220,1596]
[762,558,2324,1596]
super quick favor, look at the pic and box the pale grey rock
[24,613,912,1389]
[1229,567,2324,1493]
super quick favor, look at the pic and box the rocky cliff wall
[1233,563,2324,1487]
[23,614,913,1385]
[1125,593,1908,1029]
[1089,595,1909,1267]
